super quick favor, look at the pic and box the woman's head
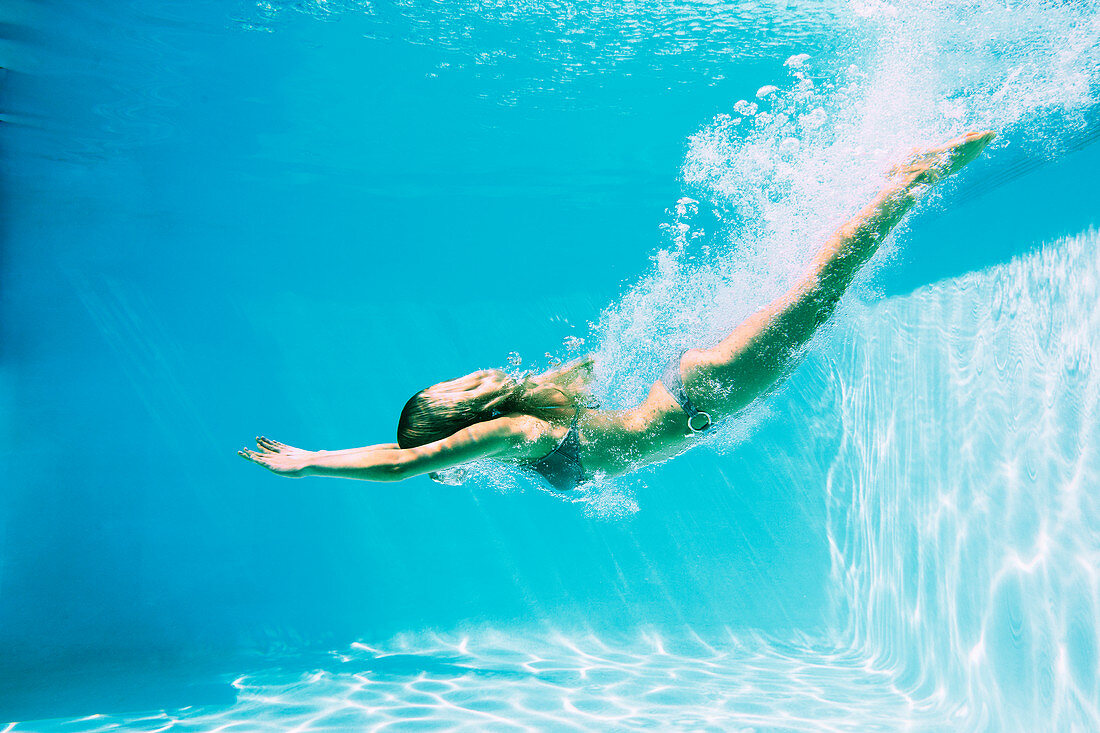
[396,357,595,449]
[396,369,521,449]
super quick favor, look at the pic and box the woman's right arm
[239,417,540,482]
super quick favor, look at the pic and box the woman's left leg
[682,130,996,416]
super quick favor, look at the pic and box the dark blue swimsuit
[523,409,586,492]
[659,350,713,433]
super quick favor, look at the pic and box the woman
[240,131,995,489]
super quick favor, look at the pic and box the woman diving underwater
[240,130,995,490]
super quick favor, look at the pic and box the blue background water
[2,0,1100,729]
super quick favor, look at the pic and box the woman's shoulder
[494,413,561,458]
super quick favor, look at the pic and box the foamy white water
[594,0,1100,406]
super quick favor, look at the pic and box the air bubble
[563,335,585,352]
[733,100,758,116]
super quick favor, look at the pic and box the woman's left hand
[238,436,314,477]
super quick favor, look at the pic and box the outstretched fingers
[239,447,283,473]
[238,444,266,462]
[256,435,286,452]
[238,443,306,477]
[240,437,306,468]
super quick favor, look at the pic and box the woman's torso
[513,377,699,483]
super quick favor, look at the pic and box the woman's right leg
[682,130,996,416]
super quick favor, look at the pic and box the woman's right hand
[238,436,314,478]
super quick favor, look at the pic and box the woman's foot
[895,130,996,185]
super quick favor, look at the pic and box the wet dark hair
[396,390,439,449]
[396,379,515,449]
[396,359,595,449]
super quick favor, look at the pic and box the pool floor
[8,631,963,732]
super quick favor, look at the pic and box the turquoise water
[3,0,1100,730]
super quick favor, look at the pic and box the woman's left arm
[238,417,534,482]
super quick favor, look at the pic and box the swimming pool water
[3,0,1100,730]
